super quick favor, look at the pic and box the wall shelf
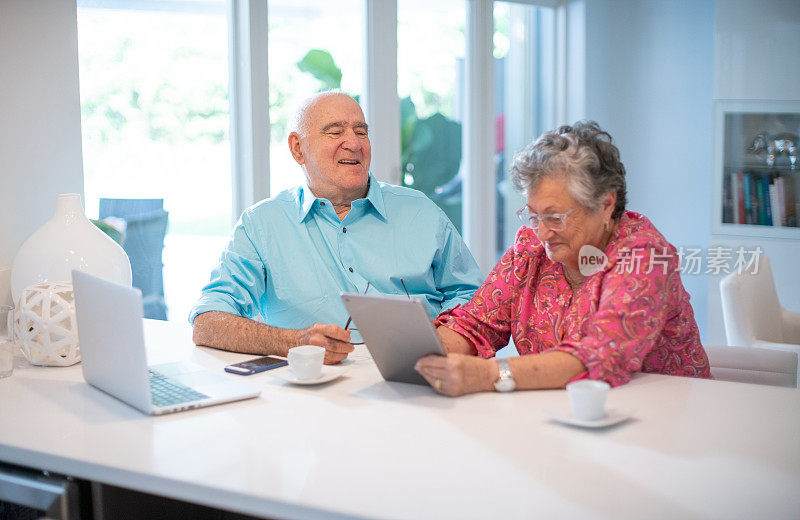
[712,100,800,239]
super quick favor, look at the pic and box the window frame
[228,0,270,221]
[232,0,573,273]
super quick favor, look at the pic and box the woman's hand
[414,353,497,397]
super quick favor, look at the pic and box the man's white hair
[289,90,356,137]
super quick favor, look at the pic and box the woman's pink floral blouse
[435,211,711,387]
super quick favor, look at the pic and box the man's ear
[288,132,304,165]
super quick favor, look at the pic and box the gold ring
[434,379,442,391]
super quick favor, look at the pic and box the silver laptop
[72,270,260,415]
[340,293,446,385]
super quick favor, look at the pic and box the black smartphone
[224,355,288,375]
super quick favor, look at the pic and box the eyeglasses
[516,207,577,232]
[343,279,410,345]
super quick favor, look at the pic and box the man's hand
[414,353,497,397]
[294,323,354,364]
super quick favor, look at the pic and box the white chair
[720,254,800,387]
[704,345,798,388]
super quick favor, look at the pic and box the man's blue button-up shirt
[189,176,482,336]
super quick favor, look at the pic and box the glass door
[77,0,232,322]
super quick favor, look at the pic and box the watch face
[495,378,516,392]
[494,359,515,392]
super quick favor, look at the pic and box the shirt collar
[297,174,387,222]
[298,184,317,222]
[363,174,387,219]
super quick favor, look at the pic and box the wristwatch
[493,358,516,392]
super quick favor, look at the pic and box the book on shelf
[755,175,767,225]
[723,169,799,228]
[769,181,780,227]
[736,169,745,224]
[722,171,733,224]
[775,176,788,226]
[743,172,752,224]
[762,173,773,226]
[787,175,798,227]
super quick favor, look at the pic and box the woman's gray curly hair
[510,120,627,220]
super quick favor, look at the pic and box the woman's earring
[604,221,610,232]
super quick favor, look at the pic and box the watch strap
[494,358,516,392]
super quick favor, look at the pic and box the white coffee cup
[288,345,325,381]
[566,380,610,421]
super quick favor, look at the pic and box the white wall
[705,0,800,344]
[580,0,800,344]
[714,0,800,102]
[0,0,85,306]
[582,0,715,339]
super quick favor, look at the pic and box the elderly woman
[415,121,710,396]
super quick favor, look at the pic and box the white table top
[1,319,799,520]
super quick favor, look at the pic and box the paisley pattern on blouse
[435,211,711,387]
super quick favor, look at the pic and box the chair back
[124,209,168,318]
[720,254,783,346]
[99,198,163,219]
[99,198,168,320]
[705,345,798,388]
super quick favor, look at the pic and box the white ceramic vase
[11,193,132,303]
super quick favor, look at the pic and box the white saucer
[547,408,631,428]
[271,365,348,385]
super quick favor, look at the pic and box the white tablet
[341,293,446,386]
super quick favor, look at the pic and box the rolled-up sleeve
[432,216,483,311]
[553,245,677,387]
[435,241,520,357]
[188,211,267,324]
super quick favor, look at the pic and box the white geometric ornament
[14,282,80,366]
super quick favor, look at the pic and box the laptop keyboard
[149,369,209,408]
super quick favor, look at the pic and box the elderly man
[190,92,481,364]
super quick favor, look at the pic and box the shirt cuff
[553,342,632,388]
[433,304,460,327]
[188,300,244,325]
[435,305,497,359]
[564,370,589,387]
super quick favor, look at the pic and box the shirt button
[349,267,354,273]
[343,227,347,233]
[320,201,326,206]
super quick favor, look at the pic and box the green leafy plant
[297,50,343,91]
[400,97,462,229]
[296,49,463,228]
[91,219,125,245]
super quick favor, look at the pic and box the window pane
[267,0,365,196]
[494,2,556,256]
[77,1,231,322]
[398,0,466,232]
